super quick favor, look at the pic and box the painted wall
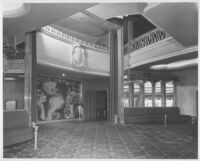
[3,79,24,110]
[172,67,198,116]
[36,32,110,75]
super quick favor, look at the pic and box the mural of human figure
[37,94,47,121]
[76,94,84,120]
[37,77,82,121]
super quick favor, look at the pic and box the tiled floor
[4,121,198,159]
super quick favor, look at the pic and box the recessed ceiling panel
[54,11,121,39]
[3,3,97,37]
[87,3,147,19]
[144,3,198,46]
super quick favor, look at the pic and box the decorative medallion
[71,43,86,70]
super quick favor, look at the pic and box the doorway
[96,90,107,120]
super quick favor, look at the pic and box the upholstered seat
[124,107,191,124]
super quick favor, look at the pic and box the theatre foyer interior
[3,2,198,159]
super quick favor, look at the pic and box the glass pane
[144,81,152,94]
[124,84,129,92]
[155,97,162,107]
[145,97,152,107]
[134,82,140,93]
[123,93,129,107]
[166,97,174,107]
[166,81,174,94]
[155,81,161,94]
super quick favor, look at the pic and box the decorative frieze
[124,70,179,82]
[124,28,167,55]
[41,26,110,53]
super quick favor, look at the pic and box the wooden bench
[124,107,191,124]
[4,110,33,147]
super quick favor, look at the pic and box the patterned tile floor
[4,121,198,159]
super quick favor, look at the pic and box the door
[96,91,107,120]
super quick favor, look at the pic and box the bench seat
[124,107,191,124]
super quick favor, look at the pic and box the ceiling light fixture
[4,77,16,80]
[150,58,198,70]
[150,64,167,70]
[62,73,66,77]
[3,3,30,18]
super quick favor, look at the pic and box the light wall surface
[3,79,24,110]
[172,67,198,117]
[36,32,110,76]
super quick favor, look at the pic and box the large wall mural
[37,76,83,122]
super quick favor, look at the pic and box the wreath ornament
[71,43,86,70]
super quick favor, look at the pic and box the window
[134,82,140,107]
[155,81,162,107]
[166,81,174,94]
[155,97,162,107]
[124,84,129,92]
[144,81,152,107]
[123,77,176,108]
[123,83,129,107]
[144,81,152,94]
[155,81,161,94]
[134,82,140,94]
[165,81,174,107]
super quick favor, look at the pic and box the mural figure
[37,94,46,121]
[46,93,65,120]
[37,77,82,121]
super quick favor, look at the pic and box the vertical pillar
[129,82,134,107]
[123,16,128,44]
[140,81,144,107]
[127,16,133,41]
[162,81,166,107]
[117,28,124,123]
[173,81,177,106]
[24,31,37,126]
[109,28,124,124]
[109,31,115,123]
[152,82,155,106]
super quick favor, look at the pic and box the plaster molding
[129,45,198,69]
[37,61,110,77]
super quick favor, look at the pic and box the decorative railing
[42,26,110,53]
[124,28,168,55]
[3,44,25,72]
[3,44,25,60]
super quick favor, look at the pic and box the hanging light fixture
[3,2,30,18]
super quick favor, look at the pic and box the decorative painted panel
[37,76,83,122]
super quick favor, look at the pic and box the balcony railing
[124,28,168,55]
[3,44,25,72]
[3,44,25,60]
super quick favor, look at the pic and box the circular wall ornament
[71,44,86,70]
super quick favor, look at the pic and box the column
[24,31,37,126]
[129,82,134,107]
[162,81,166,107]
[127,16,133,41]
[109,28,124,124]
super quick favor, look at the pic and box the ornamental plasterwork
[71,43,86,70]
